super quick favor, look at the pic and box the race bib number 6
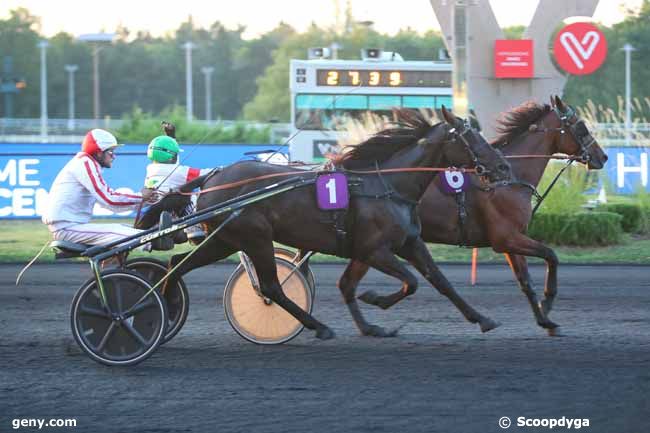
[440,170,470,194]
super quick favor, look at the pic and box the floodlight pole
[92,45,101,122]
[38,40,49,140]
[622,43,636,146]
[201,66,214,122]
[65,64,78,130]
[183,42,196,121]
[77,33,115,125]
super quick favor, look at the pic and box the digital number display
[316,69,451,87]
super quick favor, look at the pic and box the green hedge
[116,106,271,144]
[598,203,643,232]
[528,211,623,246]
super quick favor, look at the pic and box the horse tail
[179,167,222,193]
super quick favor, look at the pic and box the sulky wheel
[124,258,189,344]
[70,269,167,366]
[273,247,315,299]
[224,257,313,345]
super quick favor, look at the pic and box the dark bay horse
[164,108,511,340]
[350,96,608,335]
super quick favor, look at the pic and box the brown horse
[163,108,512,340]
[346,96,608,335]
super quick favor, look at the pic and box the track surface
[1,263,649,433]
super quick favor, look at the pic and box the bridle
[447,119,489,177]
[532,105,597,164]
[517,105,599,217]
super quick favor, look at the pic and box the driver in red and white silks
[42,129,148,247]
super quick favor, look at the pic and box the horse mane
[329,108,438,169]
[492,102,552,148]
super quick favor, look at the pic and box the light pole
[622,43,637,146]
[38,40,48,140]
[64,64,78,130]
[330,42,342,60]
[77,33,115,124]
[451,2,469,118]
[201,66,214,122]
[183,42,196,121]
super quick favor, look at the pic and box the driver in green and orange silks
[139,122,212,245]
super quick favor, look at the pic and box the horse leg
[338,260,398,337]
[504,253,559,332]
[495,234,559,316]
[355,247,420,310]
[245,243,335,340]
[162,236,237,294]
[541,248,559,317]
[399,237,500,333]
[493,233,560,334]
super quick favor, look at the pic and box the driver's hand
[141,187,164,204]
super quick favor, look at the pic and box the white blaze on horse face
[559,31,600,70]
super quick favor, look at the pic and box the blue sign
[0,142,287,219]
[603,146,649,194]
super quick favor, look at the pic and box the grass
[2,219,649,265]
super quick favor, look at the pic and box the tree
[243,24,332,122]
[242,24,446,121]
[0,8,41,118]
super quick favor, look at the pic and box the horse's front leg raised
[399,237,500,333]
[355,247,420,312]
[339,260,398,337]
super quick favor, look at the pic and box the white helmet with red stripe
[81,129,122,155]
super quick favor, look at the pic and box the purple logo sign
[439,170,470,194]
[316,173,349,210]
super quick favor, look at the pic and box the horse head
[550,95,608,169]
[440,106,512,182]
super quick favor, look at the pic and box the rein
[531,158,576,217]
[505,154,575,160]
[495,152,582,218]
[175,166,478,197]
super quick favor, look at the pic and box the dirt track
[1,262,649,433]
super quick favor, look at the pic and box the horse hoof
[538,319,559,330]
[363,325,399,338]
[479,318,501,333]
[358,290,379,306]
[547,326,564,337]
[315,327,335,340]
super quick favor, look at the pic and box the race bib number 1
[316,173,349,210]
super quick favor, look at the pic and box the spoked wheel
[70,269,167,366]
[224,257,313,345]
[273,247,316,299]
[124,258,189,344]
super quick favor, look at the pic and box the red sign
[553,22,607,75]
[494,39,534,78]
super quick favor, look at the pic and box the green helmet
[147,136,181,163]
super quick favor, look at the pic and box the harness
[452,105,596,246]
[162,120,503,256]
